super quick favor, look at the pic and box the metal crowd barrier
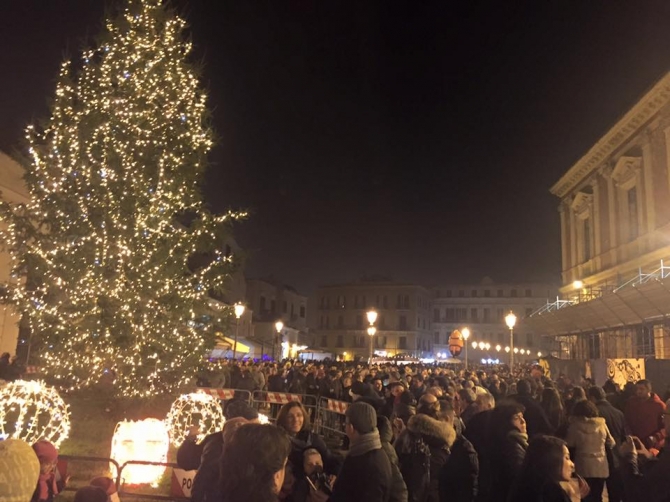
[316,397,350,440]
[195,387,252,407]
[118,460,190,501]
[251,390,318,423]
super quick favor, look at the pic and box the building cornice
[550,72,670,198]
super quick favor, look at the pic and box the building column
[604,167,618,260]
[569,206,578,276]
[642,141,656,235]
[559,203,569,275]
[591,179,602,258]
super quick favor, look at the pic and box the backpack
[400,434,431,502]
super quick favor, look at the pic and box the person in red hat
[31,440,67,502]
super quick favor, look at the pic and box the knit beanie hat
[0,438,41,502]
[346,402,377,434]
[32,440,58,463]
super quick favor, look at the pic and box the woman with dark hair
[275,401,339,480]
[508,435,574,502]
[565,400,614,502]
[220,424,291,502]
[541,388,567,436]
[565,386,586,417]
[488,401,529,501]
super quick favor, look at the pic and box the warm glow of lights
[513,347,519,354]
[0,0,246,397]
[233,303,245,319]
[366,310,378,325]
[537,351,542,357]
[367,326,377,336]
[495,345,501,351]
[505,346,510,353]
[505,311,517,329]
[478,342,485,350]
[484,343,490,350]
[111,419,169,486]
[471,341,477,349]
[461,327,470,340]
[275,321,284,333]
[281,341,290,360]
[0,380,70,448]
[573,280,583,290]
[165,393,225,447]
[258,413,269,424]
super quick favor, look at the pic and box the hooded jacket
[565,416,615,479]
[396,414,456,502]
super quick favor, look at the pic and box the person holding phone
[620,401,670,502]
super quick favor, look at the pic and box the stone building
[528,73,670,359]
[432,278,557,360]
[313,280,432,359]
[246,278,309,359]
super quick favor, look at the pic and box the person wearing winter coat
[587,386,627,502]
[564,400,615,502]
[619,402,670,502]
[378,414,409,502]
[624,380,667,450]
[438,397,478,502]
[509,379,554,437]
[395,405,456,502]
[311,402,392,502]
[488,401,529,502]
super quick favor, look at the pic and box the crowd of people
[2,358,668,502]
[187,359,670,502]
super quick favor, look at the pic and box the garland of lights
[0,380,70,448]
[165,392,225,447]
[0,0,246,397]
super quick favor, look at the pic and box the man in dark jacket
[624,379,667,450]
[439,398,479,502]
[588,385,626,502]
[509,379,553,437]
[313,402,392,502]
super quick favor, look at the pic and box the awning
[524,276,670,336]
[214,336,250,354]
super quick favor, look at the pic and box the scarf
[36,472,58,502]
[348,429,382,457]
[508,429,529,449]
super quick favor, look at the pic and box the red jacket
[624,393,667,449]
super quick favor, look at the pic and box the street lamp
[232,303,246,360]
[274,321,284,361]
[462,327,470,370]
[496,344,501,352]
[366,309,377,364]
[505,311,517,368]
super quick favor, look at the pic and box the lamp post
[274,321,284,361]
[366,309,378,364]
[461,327,470,370]
[232,303,246,360]
[505,311,517,368]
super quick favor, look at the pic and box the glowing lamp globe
[448,330,464,357]
[111,419,169,486]
[0,380,70,448]
[165,393,225,447]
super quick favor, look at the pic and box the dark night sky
[2,1,670,295]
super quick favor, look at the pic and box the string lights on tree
[0,0,245,397]
[0,380,71,448]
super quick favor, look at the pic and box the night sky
[2,1,670,295]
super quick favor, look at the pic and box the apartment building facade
[313,281,432,359]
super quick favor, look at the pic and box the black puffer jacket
[396,414,456,502]
[489,430,528,502]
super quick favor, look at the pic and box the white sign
[171,468,197,498]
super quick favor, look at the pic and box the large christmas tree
[0,0,243,397]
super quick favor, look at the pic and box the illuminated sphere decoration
[111,418,169,486]
[0,380,70,448]
[165,393,225,447]
[448,330,464,357]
